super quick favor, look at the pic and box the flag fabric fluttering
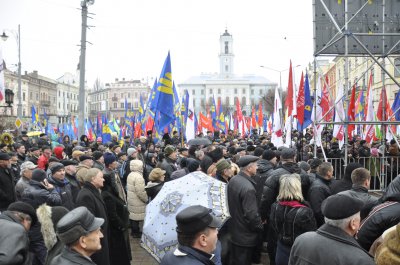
[257,103,263,128]
[311,77,324,147]
[285,60,296,117]
[391,91,400,121]
[302,72,313,130]
[272,86,283,147]
[150,52,175,132]
[296,72,305,127]
[185,91,195,141]
[0,49,5,101]
[347,83,357,138]
[364,72,375,144]
[332,81,345,149]
[321,76,333,121]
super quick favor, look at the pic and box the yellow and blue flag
[102,115,112,144]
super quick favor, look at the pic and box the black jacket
[145,181,164,201]
[47,176,75,210]
[338,185,379,220]
[75,182,110,265]
[160,157,178,181]
[161,245,215,265]
[270,201,317,247]
[260,162,311,220]
[21,180,62,209]
[0,166,16,211]
[254,159,275,204]
[289,224,374,265]
[380,174,400,202]
[308,175,332,227]
[356,194,400,251]
[50,247,96,265]
[227,171,263,247]
[101,182,131,265]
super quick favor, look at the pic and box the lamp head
[1,32,8,42]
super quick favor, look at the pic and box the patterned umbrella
[141,171,229,262]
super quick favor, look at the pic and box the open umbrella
[141,171,229,262]
[187,137,212,146]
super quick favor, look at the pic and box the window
[30,92,32,100]
[225,65,229,72]
[242,88,245,94]
[127,103,132,109]
[234,88,237,94]
[218,89,221,94]
[58,102,60,108]
[209,89,212,94]
[36,94,38,100]
[120,103,124,108]
[201,89,204,95]
[128,93,130,98]
[192,90,195,95]
[201,99,205,107]
[120,93,123,98]
[395,58,400,77]
[114,93,116,97]
[23,92,25,101]
[135,102,138,108]
[59,91,61,96]
[54,97,56,103]
[242,97,246,106]
[135,92,138,98]
[226,97,230,105]
[251,89,254,95]
[251,99,255,106]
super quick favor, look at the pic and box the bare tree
[261,88,287,115]
[93,77,104,91]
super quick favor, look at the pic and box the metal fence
[325,157,400,191]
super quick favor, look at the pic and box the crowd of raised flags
[25,56,400,148]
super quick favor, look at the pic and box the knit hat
[262,150,276,161]
[280,148,296,160]
[50,162,65,174]
[92,151,103,161]
[164,145,176,156]
[103,152,117,166]
[0,152,10,160]
[187,158,200,173]
[149,168,166,181]
[254,147,265,157]
[208,148,223,163]
[375,224,400,265]
[127,148,137,157]
[8,201,38,226]
[32,169,47,182]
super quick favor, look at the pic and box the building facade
[56,72,79,124]
[179,29,278,114]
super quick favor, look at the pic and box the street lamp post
[1,24,22,120]
[78,0,94,138]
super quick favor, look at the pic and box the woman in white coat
[127,159,148,238]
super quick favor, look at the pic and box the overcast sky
[1,0,314,89]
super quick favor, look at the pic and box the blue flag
[392,91,400,121]
[150,52,175,132]
[303,73,313,129]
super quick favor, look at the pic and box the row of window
[58,90,78,100]
[58,102,77,112]
[192,88,255,96]
[194,96,255,107]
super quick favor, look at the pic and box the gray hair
[324,212,360,231]
[82,168,102,183]
[277,174,303,202]
[195,150,204,159]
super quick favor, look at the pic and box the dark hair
[177,227,210,247]
[42,145,51,151]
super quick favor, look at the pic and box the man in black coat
[308,162,334,227]
[160,145,178,181]
[228,155,263,265]
[75,168,110,265]
[0,152,16,211]
[47,162,75,210]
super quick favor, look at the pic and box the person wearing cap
[308,162,335,227]
[37,145,52,170]
[0,152,16,211]
[215,159,233,183]
[145,168,166,201]
[75,168,110,265]
[50,206,105,265]
[161,205,221,265]
[61,159,80,199]
[9,151,22,182]
[122,147,138,181]
[260,148,312,264]
[289,194,374,265]
[27,145,41,165]
[103,152,126,203]
[19,130,32,151]
[15,161,37,200]
[0,202,36,265]
[47,162,75,210]
[14,143,26,166]
[160,145,178,181]
[76,154,94,186]
[171,130,180,146]
[92,151,105,171]
[61,135,73,158]
[255,150,277,199]
[227,155,263,265]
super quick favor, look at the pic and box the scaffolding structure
[312,0,400,189]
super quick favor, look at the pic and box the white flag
[185,92,195,142]
[272,86,284,147]
[0,49,5,101]
[332,80,345,149]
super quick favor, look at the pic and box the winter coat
[330,178,352,195]
[270,201,316,247]
[50,247,96,265]
[0,211,30,265]
[170,168,189,180]
[102,167,126,203]
[47,176,75,210]
[308,175,332,227]
[145,181,164,201]
[381,174,400,202]
[254,159,275,204]
[64,173,80,200]
[338,185,379,220]
[0,166,16,211]
[289,224,374,265]
[101,181,131,265]
[75,163,91,185]
[260,162,311,220]
[161,245,215,265]
[37,154,49,170]
[126,160,148,221]
[160,157,178,181]
[93,160,104,171]
[227,171,263,247]
[356,195,400,251]
[15,176,30,201]
[21,180,62,209]
[75,182,110,265]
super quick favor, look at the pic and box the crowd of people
[0,128,400,265]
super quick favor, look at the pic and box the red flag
[296,72,305,125]
[321,76,332,121]
[200,112,213,131]
[236,98,243,121]
[285,60,294,116]
[377,86,389,121]
[347,83,356,137]
[251,106,257,128]
[258,103,263,127]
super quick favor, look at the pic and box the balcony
[112,97,118,101]
[40,100,51,106]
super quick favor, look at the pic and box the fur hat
[375,224,400,265]
[208,147,224,163]
[37,204,69,249]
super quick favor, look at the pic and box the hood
[53,146,64,160]
[36,204,57,250]
[279,162,302,174]
[145,181,162,189]
[257,159,275,173]
[130,159,143,172]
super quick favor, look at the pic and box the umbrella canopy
[141,171,229,262]
[187,137,212,146]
